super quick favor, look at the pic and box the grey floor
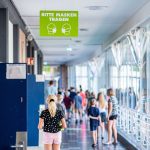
[61,120,127,150]
[28,119,129,150]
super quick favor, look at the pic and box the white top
[97,101,107,113]
[100,107,106,113]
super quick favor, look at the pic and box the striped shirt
[108,96,118,116]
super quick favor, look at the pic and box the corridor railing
[117,106,150,150]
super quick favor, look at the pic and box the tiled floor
[28,120,128,150]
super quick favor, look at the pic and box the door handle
[11,145,24,148]
[20,97,23,103]
[10,141,24,149]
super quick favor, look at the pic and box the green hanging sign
[40,11,78,37]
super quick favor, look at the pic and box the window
[76,65,88,91]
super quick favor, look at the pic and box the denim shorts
[90,124,98,131]
[100,112,106,122]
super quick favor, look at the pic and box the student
[97,92,107,140]
[38,95,67,150]
[47,80,57,95]
[74,91,83,123]
[90,92,96,99]
[57,92,66,117]
[63,91,72,121]
[88,98,100,148]
[85,90,90,100]
[69,87,77,103]
[105,88,118,145]
[80,89,87,114]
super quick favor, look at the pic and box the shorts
[66,108,71,113]
[90,125,98,131]
[98,120,100,126]
[100,112,106,122]
[43,131,62,144]
[75,105,82,110]
[109,115,117,120]
[75,108,82,112]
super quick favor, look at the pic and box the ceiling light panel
[86,6,108,10]
[39,44,68,48]
[80,28,88,31]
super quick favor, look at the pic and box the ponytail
[47,95,57,117]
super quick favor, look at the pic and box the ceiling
[12,0,150,65]
[0,2,3,8]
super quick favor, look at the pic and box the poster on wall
[6,64,26,79]
[36,75,45,82]
[40,11,78,37]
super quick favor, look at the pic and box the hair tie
[50,99,54,102]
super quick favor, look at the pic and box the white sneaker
[104,142,112,145]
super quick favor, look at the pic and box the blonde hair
[47,95,57,117]
[98,92,105,109]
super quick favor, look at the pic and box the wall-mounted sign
[40,11,78,37]
[36,75,45,82]
[6,64,26,79]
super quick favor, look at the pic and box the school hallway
[0,0,150,149]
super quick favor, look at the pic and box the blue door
[0,63,27,150]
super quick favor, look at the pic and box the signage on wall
[40,11,78,37]
[36,75,45,82]
[6,64,26,79]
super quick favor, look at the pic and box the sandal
[91,144,97,147]
[112,141,118,145]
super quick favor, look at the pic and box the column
[37,51,43,74]
[61,64,68,90]
[0,8,8,62]
[13,24,19,62]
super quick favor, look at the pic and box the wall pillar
[13,24,19,62]
[60,64,68,90]
[0,8,8,62]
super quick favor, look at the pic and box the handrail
[117,106,150,150]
